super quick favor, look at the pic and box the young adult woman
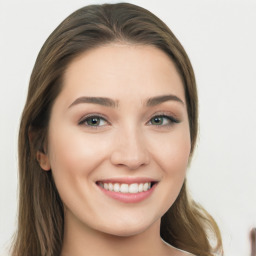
[11,3,223,256]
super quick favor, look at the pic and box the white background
[0,0,255,255]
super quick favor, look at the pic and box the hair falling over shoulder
[11,3,223,256]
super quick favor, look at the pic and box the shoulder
[161,239,196,256]
[175,250,196,256]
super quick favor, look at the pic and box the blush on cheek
[165,141,191,167]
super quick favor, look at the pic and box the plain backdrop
[0,0,255,255]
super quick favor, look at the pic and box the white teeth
[99,182,152,193]
[129,183,138,193]
[108,183,113,191]
[143,183,149,191]
[114,183,120,192]
[120,184,129,193]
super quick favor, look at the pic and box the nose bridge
[110,123,150,169]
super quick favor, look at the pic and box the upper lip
[96,177,159,184]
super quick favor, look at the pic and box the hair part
[12,3,222,256]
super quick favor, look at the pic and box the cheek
[46,127,113,220]
[165,130,190,184]
[48,126,108,174]
[46,126,110,201]
[150,125,191,175]
[161,141,190,194]
[149,127,191,210]
[165,139,190,174]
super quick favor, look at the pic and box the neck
[60,214,177,256]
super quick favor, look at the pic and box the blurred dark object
[251,228,256,256]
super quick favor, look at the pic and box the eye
[79,115,108,127]
[148,115,179,126]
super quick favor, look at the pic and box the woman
[11,3,223,256]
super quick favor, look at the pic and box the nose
[110,127,150,170]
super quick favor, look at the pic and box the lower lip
[97,183,157,203]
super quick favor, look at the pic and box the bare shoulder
[161,239,196,256]
[173,249,196,256]
[179,251,196,256]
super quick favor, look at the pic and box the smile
[96,179,158,203]
[98,182,152,193]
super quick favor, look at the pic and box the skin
[38,44,192,256]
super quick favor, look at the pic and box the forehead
[61,43,185,103]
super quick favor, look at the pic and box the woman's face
[40,44,191,236]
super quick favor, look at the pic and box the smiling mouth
[95,179,158,203]
[97,181,155,194]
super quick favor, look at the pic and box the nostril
[110,136,150,169]
[110,150,149,170]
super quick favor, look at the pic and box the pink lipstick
[96,178,157,203]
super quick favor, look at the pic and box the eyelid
[78,113,110,127]
[147,111,180,125]
[77,111,180,128]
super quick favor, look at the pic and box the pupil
[90,118,99,125]
[153,117,162,124]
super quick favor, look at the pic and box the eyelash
[147,114,179,127]
[78,114,109,128]
[78,113,180,129]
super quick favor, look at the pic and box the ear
[37,151,51,171]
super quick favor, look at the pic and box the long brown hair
[12,3,223,256]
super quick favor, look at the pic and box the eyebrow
[146,94,184,107]
[68,94,184,109]
[68,96,118,108]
